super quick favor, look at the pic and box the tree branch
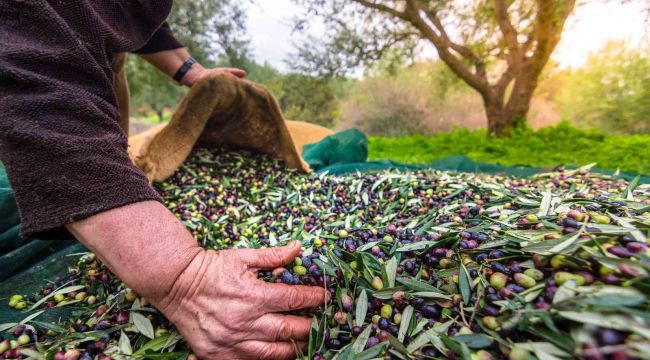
[493,0,521,58]
[505,0,576,112]
[494,66,515,100]
[527,0,576,73]
[422,10,476,62]
[351,0,409,21]
[401,0,489,96]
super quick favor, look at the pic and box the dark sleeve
[0,4,161,240]
[133,22,184,54]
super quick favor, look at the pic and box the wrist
[134,245,205,306]
[154,248,214,319]
[179,63,207,87]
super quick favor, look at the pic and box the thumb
[238,240,302,269]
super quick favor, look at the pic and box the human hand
[181,65,247,87]
[68,202,319,359]
[153,240,326,359]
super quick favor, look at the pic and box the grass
[368,122,650,175]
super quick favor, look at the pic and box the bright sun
[552,0,648,68]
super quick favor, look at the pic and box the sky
[245,0,648,73]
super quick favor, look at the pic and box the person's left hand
[181,65,247,87]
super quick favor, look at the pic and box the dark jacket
[0,0,183,239]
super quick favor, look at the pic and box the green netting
[2,128,649,325]
[1,165,82,325]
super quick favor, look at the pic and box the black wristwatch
[173,57,197,84]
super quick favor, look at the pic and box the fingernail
[290,240,300,248]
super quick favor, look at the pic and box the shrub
[336,62,562,136]
[368,122,650,174]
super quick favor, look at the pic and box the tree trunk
[156,109,164,122]
[485,103,512,137]
[484,93,530,137]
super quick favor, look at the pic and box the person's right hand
[68,202,323,359]
[153,240,326,359]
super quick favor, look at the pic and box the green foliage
[368,122,650,174]
[128,0,250,118]
[166,0,251,66]
[338,62,485,136]
[552,41,650,134]
[265,74,339,127]
[234,61,348,127]
[127,56,186,121]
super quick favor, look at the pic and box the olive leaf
[623,175,640,200]
[307,317,319,359]
[513,342,567,360]
[27,285,85,312]
[356,289,368,326]
[538,191,553,217]
[352,325,373,353]
[386,333,409,355]
[406,328,434,354]
[442,336,472,360]
[372,287,407,300]
[332,344,352,360]
[15,348,43,359]
[558,312,650,339]
[385,256,398,288]
[576,286,646,307]
[397,278,443,293]
[610,213,647,243]
[138,351,189,359]
[131,312,155,339]
[355,343,388,360]
[398,305,413,342]
[119,330,133,355]
[133,333,175,355]
[411,291,452,300]
[454,334,493,349]
[459,263,472,304]
[30,320,66,334]
[357,241,380,252]
[0,322,18,332]
[396,241,440,252]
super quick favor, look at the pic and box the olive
[421,305,439,319]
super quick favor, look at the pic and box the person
[0,1,325,359]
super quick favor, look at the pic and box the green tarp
[306,129,650,183]
[2,128,649,324]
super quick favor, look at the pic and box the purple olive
[325,338,342,350]
[607,246,632,258]
[365,337,379,349]
[601,274,621,285]
[421,305,439,319]
[627,242,648,253]
[597,328,626,345]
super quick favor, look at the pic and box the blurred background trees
[552,41,650,134]
[127,0,251,122]
[290,0,577,136]
[126,0,649,137]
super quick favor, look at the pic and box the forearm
[66,200,202,303]
[139,48,206,87]
[67,201,325,360]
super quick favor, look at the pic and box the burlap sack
[127,72,333,183]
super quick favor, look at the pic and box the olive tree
[291,0,577,136]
